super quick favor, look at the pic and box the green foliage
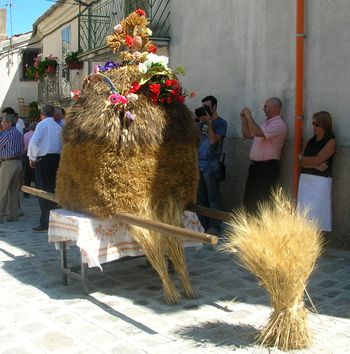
[28,101,40,121]
[25,66,37,80]
[64,50,82,64]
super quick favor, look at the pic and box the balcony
[79,0,170,58]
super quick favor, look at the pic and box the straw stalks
[159,197,196,299]
[129,196,195,304]
[222,190,323,351]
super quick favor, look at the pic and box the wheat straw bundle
[56,9,200,304]
[222,190,323,351]
[129,196,195,303]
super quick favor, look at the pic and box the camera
[195,106,211,118]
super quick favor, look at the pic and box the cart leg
[81,260,89,294]
[60,241,68,285]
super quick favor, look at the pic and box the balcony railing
[79,0,170,54]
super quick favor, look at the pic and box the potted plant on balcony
[25,65,39,81]
[41,54,59,74]
[64,50,83,70]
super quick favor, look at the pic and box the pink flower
[132,51,142,61]
[109,93,128,105]
[125,111,136,121]
[93,64,100,74]
[114,24,123,34]
[70,90,81,100]
[132,36,142,49]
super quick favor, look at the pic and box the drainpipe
[293,0,305,200]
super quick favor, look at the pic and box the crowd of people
[0,98,336,235]
[0,104,63,230]
[195,95,336,235]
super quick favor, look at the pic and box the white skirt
[297,173,332,232]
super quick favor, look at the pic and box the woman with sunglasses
[297,111,336,231]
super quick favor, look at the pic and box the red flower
[177,95,186,104]
[149,83,161,96]
[147,43,157,54]
[135,9,146,17]
[125,35,134,47]
[164,79,172,86]
[150,93,158,104]
[171,79,179,87]
[130,81,141,93]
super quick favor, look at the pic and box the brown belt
[0,157,21,162]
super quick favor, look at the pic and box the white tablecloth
[48,209,203,269]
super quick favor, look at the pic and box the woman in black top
[297,111,336,231]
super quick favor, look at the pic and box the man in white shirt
[28,104,62,232]
[15,113,25,135]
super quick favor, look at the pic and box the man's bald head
[264,97,282,118]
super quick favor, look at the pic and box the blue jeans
[197,168,222,232]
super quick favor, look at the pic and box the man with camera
[240,97,287,214]
[196,95,228,235]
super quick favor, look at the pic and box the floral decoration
[133,53,188,105]
[70,90,81,100]
[80,9,194,121]
[98,60,120,72]
[106,8,153,63]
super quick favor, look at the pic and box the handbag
[218,153,226,182]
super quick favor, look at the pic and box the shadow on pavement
[175,321,257,349]
[1,196,350,323]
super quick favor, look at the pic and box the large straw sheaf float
[56,9,199,303]
[222,190,324,351]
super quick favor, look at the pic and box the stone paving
[0,196,350,353]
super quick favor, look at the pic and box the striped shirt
[0,127,23,160]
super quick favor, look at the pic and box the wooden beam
[22,186,57,202]
[186,203,231,222]
[21,186,218,245]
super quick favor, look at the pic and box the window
[21,49,40,81]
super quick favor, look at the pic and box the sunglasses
[312,121,320,127]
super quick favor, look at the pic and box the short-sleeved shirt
[198,116,228,171]
[249,115,287,161]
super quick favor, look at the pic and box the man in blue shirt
[196,96,228,235]
[0,113,23,223]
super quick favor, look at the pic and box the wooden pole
[21,186,218,245]
[22,186,58,202]
[186,203,231,222]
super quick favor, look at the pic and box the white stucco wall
[170,0,350,145]
[0,35,39,115]
[169,0,350,244]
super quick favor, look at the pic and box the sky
[1,0,54,36]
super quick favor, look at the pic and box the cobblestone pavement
[0,196,350,353]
